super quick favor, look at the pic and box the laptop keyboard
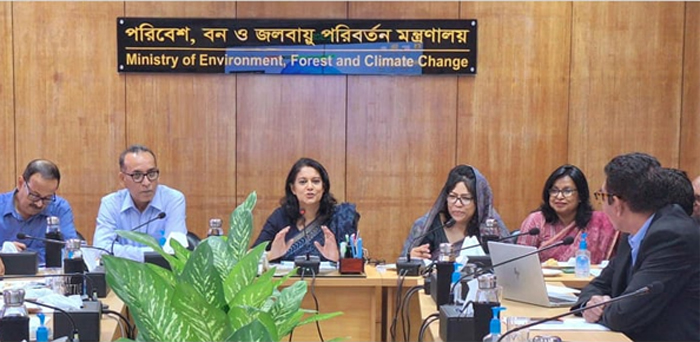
[548,295,576,303]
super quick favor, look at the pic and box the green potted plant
[103,192,341,341]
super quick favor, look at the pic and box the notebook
[488,241,578,308]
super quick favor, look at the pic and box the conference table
[418,287,631,342]
[96,264,596,341]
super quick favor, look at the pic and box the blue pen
[356,238,363,259]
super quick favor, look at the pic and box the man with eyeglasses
[571,152,700,342]
[0,159,79,265]
[93,144,187,262]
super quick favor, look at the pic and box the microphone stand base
[396,257,422,277]
[294,255,320,276]
[439,304,477,342]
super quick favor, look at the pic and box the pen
[356,238,363,259]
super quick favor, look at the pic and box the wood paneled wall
[1,2,697,263]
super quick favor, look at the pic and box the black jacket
[572,204,700,341]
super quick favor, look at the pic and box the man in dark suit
[572,152,700,341]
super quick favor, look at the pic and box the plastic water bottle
[0,289,30,342]
[36,312,49,342]
[482,306,506,342]
[451,263,464,304]
[207,218,224,237]
[575,233,591,278]
[45,216,64,268]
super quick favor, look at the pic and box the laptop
[487,241,578,308]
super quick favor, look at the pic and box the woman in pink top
[518,164,618,264]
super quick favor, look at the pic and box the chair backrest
[76,231,86,241]
[186,231,201,251]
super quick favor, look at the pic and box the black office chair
[186,231,201,251]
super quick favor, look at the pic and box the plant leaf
[230,273,275,309]
[178,241,226,310]
[230,319,273,342]
[146,263,176,288]
[277,310,305,338]
[255,311,280,342]
[171,281,232,342]
[169,237,191,261]
[115,230,186,275]
[103,255,187,342]
[223,243,266,303]
[269,281,307,336]
[206,236,236,282]
[299,311,344,326]
[227,192,257,261]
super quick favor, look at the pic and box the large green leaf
[227,192,257,260]
[269,281,307,336]
[230,319,273,342]
[171,282,232,342]
[206,236,237,282]
[230,273,275,309]
[146,263,176,288]
[299,311,344,326]
[115,230,186,275]
[255,311,280,342]
[169,237,191,261]
[223,243,266,303]
[178,241,226,310]
[103,255,187,342]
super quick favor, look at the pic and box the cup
[505,316,531,342]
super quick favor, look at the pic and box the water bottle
[45,216,64,268]
[63,238,85,296]
[207,218,224,237]
[451,263,464,304]
[439,242,455,262]
[575,233,591,278]
[480,218,499,254]
[482,306,506,342]
[474,274,502,340]
[0,289,30,342]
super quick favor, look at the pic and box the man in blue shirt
[93,144,187,262]
[0,159,78,265]
[573,152,700,341]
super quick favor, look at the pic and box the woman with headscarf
[400,164,509,260]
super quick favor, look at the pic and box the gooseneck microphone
[496,281,664,342]
[109,212,167,255]
[455,228,541,254]
[397,218,457,277]
[16,233,113,256]
[294,208,320,276]
[467,236,575,281]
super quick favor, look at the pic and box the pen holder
[339,258,364,274]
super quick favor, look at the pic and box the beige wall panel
[569,2,685,195]
[458,2,572,232]
[680,3,700,175]
[236,75,348,244]
[125,2,238,239]
[0,3,14,189]
[235,4,347,245]
[347,2,459,262]
[13,2,125,241]
[237,1,347,18]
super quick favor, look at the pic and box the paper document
[546,284,580,295]
[530,317,610,331]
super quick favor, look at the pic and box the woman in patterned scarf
[253,157,360,263]
[400,164,509,260]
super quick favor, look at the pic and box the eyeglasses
[548,188,578,198]
[25,183,56,204]
[447,194,474,206]
[123,169,160,183]
[594,190,617,202]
